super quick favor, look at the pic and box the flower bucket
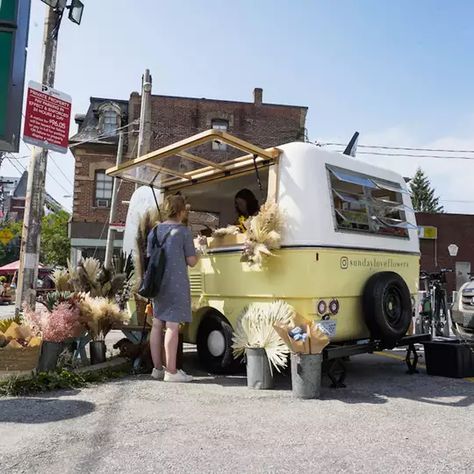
[37,341,64,372]
[246,347,274,389]
[89,340,106,365]
[291,353,322,399]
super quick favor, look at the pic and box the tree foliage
[40,210,71,267]
[409,168,444,213]
[0,210,70,268]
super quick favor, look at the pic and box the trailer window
[328,165,413,238]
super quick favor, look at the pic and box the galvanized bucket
[90,340,107,365]
[246,347,274,389]
[37,341,64,372]
[291,353,322,399]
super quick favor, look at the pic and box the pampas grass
[51,268,72,292]
[241,201,283,266]
[232,300,295,374]
[134,208,160,291]
[79,294,129,341]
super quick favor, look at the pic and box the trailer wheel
[196,312,241,374]
[363,272,412,344]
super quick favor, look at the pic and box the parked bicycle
[418,269,452,337]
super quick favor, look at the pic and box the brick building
[69,88,308,261]
[417,212,474,294]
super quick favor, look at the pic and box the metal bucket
[90,340,107,365]
[37,341,64,372]
[291,353,322,399]
[246,348,273,389]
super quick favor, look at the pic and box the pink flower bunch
[24,302,83,343]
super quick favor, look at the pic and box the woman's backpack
[138,228,172,299]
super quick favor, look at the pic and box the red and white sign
[23,81,72,154]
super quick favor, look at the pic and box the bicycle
[418,269,453,337]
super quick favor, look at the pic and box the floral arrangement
[24,300,83,343]
[212,225,240,237]
[79,294,129,341]
[241,201,284,267]
[232,300,295,374]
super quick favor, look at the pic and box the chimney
[74,113,85,131]
[253,87,263,105]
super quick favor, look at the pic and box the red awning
[0,260,50,276]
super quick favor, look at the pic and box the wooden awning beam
[107,129,279,178]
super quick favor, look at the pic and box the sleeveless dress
[146,223,196,323]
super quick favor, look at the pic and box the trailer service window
[327,165,413,238]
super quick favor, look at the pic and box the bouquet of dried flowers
[241,201,284,267]
[79,294,129,341]
[24,299,83,343]
[232,300,294,374]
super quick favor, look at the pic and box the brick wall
[417,212,474,293]
[71,91,307,239]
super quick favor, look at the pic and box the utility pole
[16,1,84,312]
[136,69,152,186]
[16,6,59,312]
[104,132,124,269]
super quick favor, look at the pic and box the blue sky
[6,0,474,212]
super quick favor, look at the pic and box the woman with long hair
[148,195,198,383]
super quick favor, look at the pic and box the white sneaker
[164,369,193,383]
[151,367,165,380]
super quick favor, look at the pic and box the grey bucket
[291,353,322,399]
[90,340,107,365]
[37,341,64,372]
[246,348,274,389]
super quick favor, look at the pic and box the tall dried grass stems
[242,201,284,267]
[232,300,295,375]
[134,208,160,292]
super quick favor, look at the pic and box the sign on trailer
[23,81,72,154]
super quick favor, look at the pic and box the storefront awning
[106,129,281,192]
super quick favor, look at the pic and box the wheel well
[196,308,233,334]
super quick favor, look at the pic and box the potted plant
[79,294,129,365]
[232,300,294,389]
[23,294,83,372]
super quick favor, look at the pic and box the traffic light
[0,0,31,152]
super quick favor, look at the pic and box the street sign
[23,81,72,154]
[0,228,14,245]
[0,0,31,152]
[418,225,437,240]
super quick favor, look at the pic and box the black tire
[196,312,241,374]
[363,271,412,344]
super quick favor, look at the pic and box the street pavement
[0,302,15,320]
[0,347,473,473]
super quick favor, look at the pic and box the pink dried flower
[24,302,83,343]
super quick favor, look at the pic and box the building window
[102,110,118,136]
[211,119,228,151]
[95,170,113,208]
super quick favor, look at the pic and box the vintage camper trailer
[109,130,420,373]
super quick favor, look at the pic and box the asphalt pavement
[1,347,473,473]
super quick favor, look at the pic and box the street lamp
[40,0,84,26]
[448,244,459,257]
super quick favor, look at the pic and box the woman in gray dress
[148,195,198,383]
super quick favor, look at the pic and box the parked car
[451,281,474,343]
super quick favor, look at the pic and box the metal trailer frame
[322,334,432,388]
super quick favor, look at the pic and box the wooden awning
[106,129,281,192]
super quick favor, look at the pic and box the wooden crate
[0,345,41,372]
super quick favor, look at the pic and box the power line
[332,150,474,161]
[321,142,474,154]
[16,145,72,196]
[49,153,74,186]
